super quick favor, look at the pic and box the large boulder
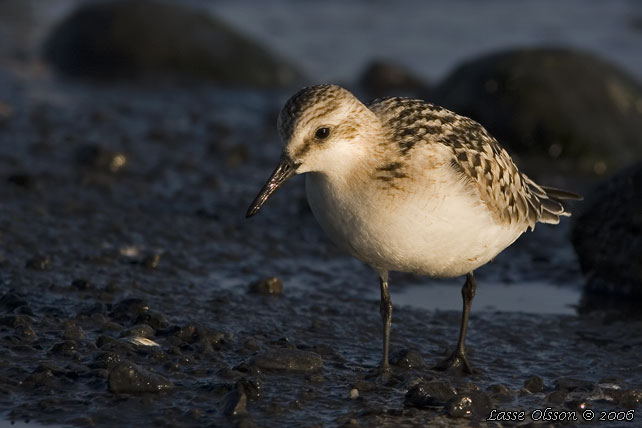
[358,60,431,100]
[0,0,36,60]
[433,48,642,175]
[571,162,642,297]
[42,0,303,87]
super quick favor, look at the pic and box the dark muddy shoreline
[0,65,640,427]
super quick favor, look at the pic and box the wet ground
[0,66,641,428]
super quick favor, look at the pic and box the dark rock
[554,377,596,393]
[108,361,173,394]
[15,324,36,342]
[62,322,86,341]
[110,298,149,321]
[70,279,91,291]
[96,335,135,354]
[406,379,457,406]
[445,392,492,418]
[224,389,247,417]
[523,375,544,393]
[359,60,431,99]
[25,255,50,270]
[546,390,567,404]
[121,324,155,339]
[165,324,227,353]
[135,311,169,330]
[251,349,323,372]
[404,384,446,408]
[50,341,78,358]
[0,292,29,313]
[142,254,161,269]
[487,384,514,402]
[0,0,35,59]
[0,314,32,328]
[248,277,283,295]
[433,48,642,175]
[572,163,642,297]
[90,352,122,370]
[43,0,302,87]
[74,144,127,173]
[445,395,472,418]
[7,173,37,189]
[390,348,426,369]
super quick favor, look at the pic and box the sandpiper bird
[246,84,580,373]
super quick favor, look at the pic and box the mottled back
[368,97,576,228]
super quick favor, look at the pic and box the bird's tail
[528,182,583,225]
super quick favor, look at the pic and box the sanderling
[247,84,581,373]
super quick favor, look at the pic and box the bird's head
[246,84,380,218]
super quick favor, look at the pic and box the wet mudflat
[0,68,641,428]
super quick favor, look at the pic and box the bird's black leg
[434,271,476,374]
[379,271,392,372]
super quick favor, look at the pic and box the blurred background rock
[1,1,642,424]
[0,0,640,314]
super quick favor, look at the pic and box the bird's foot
[433,351,473,375]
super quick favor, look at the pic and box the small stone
[349,388,359,399]
[359,60,431,99]
[390,348,426,369]
[142,254,161,269]
[0,292,29,313]
[50,340,78,358]
[0,314,32,328]
[71,279,91,290]
[446,395,473,418]
[7,173,37,189]
[121,324,155,339]
[524,375,544,393]
[15,325,36,342]
[25,255,50,270]
[554,377,595,392]
[248,277,283,295]
[547,390,567,404]
[487,383,514,402]
[135,311,169,330]
[446,392,492,418]
[404,381,449,408]
[110,298,149,321]
[75,144,128,173]
[63,322,86,341]
[108,361,173,394]
[251,349,323,372]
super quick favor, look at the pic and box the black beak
[246,154,298,218]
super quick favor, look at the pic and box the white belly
[305,170,526,277]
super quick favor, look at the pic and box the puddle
[395,280,581,315]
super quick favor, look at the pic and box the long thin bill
[246,154,298,218]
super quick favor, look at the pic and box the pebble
[108,361,173,394]
[251,349,323,372]
[25,255,50,270]
[390,348,426,369]
[524,375,544,393]
[248,277,283,295]
[404,383,448,408]
[487,383,514,402]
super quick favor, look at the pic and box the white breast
[305,162,526,278]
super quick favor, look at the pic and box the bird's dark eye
[314,127,331,140]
